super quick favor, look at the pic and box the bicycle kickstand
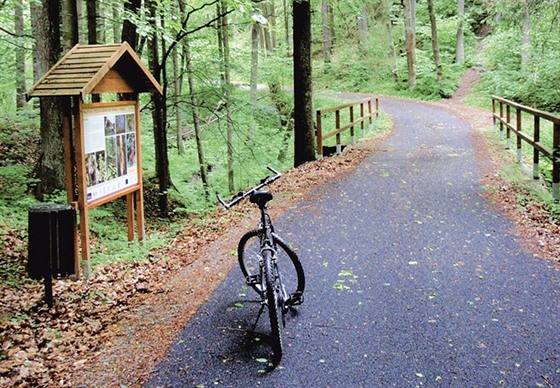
[251,302,266,332]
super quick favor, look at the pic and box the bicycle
[217,166,305,366]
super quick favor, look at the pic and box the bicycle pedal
[289,292,304,306]
[246,275,261,286]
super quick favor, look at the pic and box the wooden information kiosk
[27,43,162,278]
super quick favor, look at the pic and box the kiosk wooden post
[27,43,162,278]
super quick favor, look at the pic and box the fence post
[499,101,504,140]
[492,98,497,132]
[553,123,560,200]
[360,102,365,138]
[335,109,341,154]
[368,99,373,131]
[350,105,355,145]
[506,105,511,149]
[533,116,540,179]
[516,108,522,163]
[316,110,323,159]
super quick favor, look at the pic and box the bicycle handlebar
[217,166,282,210]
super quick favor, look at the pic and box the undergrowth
[0,90,391,285]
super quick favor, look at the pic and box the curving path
[146,97,559,387]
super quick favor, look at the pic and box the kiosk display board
[82,103,138,204]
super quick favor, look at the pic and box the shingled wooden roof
[27,42,162,100]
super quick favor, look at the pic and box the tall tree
[87,0,101,102]
[87,0,97,44]
[357,4,368,46]
[61,0,78,51]
[112,2,122,43]
[427,0,444,82]
[185,35,210,197]
[455,0,465,64]
[379,0,398,83]
[173,43,185,154]
[173,0,187,153]
[218,0,234,191]
[321,0,334,64]
[260,1,277,50]
[250,16,260,140]
[403,0,417,89]
[147,0,171,215]
[521,1,531,66]
[14,0,26,109]
[282,0,290,50]
[122,0,141,48]
[293,0,315,166]
[32,0,66,197]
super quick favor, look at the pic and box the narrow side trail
[147,97,559,387]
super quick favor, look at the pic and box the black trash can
[28,204,76,280]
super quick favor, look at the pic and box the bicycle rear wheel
[238,229,305,298]
[263,249,282,365]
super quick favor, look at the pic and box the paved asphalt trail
[147,98,559,387]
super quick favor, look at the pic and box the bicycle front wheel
[238,229,305,297]
[263,249,283,365]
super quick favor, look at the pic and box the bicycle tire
[238,229,305,297]
[263,248,283,365]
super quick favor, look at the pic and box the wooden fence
[316,96,379,158]
[492,95,560,200]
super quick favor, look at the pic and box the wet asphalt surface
[146,97,559,387]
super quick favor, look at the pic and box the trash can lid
[29,204,73,213]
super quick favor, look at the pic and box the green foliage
[478,1,560,112]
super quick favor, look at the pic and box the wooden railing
[316,96,379,158]
[492,95,560,200]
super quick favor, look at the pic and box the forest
[0,0,558,272]
[1,0,560,385]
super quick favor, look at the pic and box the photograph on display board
[83,105,139,203]
[116,133,127,177]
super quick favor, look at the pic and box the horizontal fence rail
[492,95,560,200]
[316,96,379,158]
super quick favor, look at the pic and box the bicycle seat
[250,190,273,207]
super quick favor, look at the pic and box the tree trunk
[403,0,417,89]
[219,1,234,191]
[357,4,368,46]
[15,0,27,110]
[521,3,531,66]
[427,0,444,82]
[293,0,315,167]
[173,43,184,154]
[112,3,121,43]
[269,0,277,49]
[33,0,66,197]
[185,36,210,197]
[321,1,333,64]
[87,0,97,44]
[455,0,465,64]
[250,21,259,140]
[122,0,141,48]
[61,0,78,51]
[380,0,398,83]
[76,0,86,44]
[97,0,105,43]
[269,83,294,163]
[87,0,101,102]
[148,0,171,215]
[260,2,273,51]
[283,0,290,52]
